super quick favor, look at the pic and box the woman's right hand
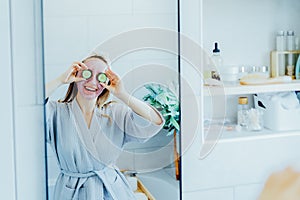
[46,61,88,99]
[59,62,88,84]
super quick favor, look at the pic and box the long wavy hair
[59,54,112,109]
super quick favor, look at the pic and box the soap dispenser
[210,42,223,80]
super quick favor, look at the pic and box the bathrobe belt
[61,167,119,200]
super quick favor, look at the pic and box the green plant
[143,83,180,136]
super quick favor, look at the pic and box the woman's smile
[84,85,98,92]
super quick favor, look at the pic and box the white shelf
[204,80,300,96]
[220,129,300,142]
[203,81,300,141]
[204,126,300,143]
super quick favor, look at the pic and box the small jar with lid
[249,66,269,78]
[237,97,249,127]
[258,66,270,78]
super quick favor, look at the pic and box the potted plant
[143,83,180,180]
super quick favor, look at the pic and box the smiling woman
[55,56,109,103]
[45,54,165,199]
[43,1,180,199]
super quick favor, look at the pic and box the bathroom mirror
[42,1,180,199]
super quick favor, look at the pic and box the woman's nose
[88,75,98,84]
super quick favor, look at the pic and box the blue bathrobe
[46,99,163,199]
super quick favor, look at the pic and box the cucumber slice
[82,70,92,79]
[97,73,107,83]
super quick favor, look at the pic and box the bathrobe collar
[70,99,121,166]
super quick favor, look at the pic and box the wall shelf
[204,125,300,143]
[204,80,300,96]
[220,129,300,142]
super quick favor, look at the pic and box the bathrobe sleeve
[109,103,165,144]
[45,100,58,143]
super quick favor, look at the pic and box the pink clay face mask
[76,58,108,100]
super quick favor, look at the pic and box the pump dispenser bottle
[210,42,223,80]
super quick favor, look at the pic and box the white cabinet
[198,82,300,199]
[183,188,234,200]
[234,184,263,200]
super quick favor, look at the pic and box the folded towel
[257,92,299,109]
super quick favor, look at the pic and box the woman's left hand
[100,66,127,98]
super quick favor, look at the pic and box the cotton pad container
[219,65,239,83]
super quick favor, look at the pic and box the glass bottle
[237,97,249,127]
[287,30,295,78]
[210,42,222,80]
[275,30,286,76]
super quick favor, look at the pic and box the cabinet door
[182,134,300,191]
[183,188,234,200]
[235,184,263,200]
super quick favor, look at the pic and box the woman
[46,54,164,199]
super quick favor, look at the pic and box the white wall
[43,0,178,100]
[0,0,16,198]
[181,0,300,200]
[203,0,300,67]
[0,0,46,199]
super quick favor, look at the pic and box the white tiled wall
[43,0,178,190]
[0,0,16,198]
[183,184,263,200]
[234,183,263,200]
[202,0,300,67]
[14,106,46,200]
[1,0,46,199]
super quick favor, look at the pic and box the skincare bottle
[287,30,295,77]
[210,42,223,80]
[275,30,286,76]
[237,97,249,127]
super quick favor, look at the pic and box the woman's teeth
[85,86,96,92]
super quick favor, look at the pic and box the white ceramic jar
[219,65,239,83]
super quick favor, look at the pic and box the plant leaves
[143,83,180,136]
